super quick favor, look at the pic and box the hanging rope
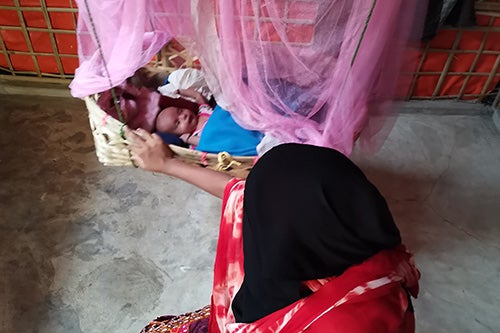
[82,0,126,139]
[350,0,378,67]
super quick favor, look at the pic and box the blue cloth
[196,105,262,156]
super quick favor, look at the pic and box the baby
[99,66,261,156]
[155,88,213,147]
[98,67,214,148]
[130,66,214,147]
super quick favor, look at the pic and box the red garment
[210,179,419,333]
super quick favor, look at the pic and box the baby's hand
[125,127,174,172]
[177,88,208,105]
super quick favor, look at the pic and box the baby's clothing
[196,105,263,156]
[191,103,214,138]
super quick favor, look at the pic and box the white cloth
[157,68,212,102]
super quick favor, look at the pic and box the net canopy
[70,0,426,155]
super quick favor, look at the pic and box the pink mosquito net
[70,0,426,155]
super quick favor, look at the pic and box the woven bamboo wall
[0,0,78,80]
[408,5,500,101]
[0,0,499,108]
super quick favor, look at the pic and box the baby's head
[156,106,198,136]
[155,95,199,136]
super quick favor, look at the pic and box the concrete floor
[0,95,499,333]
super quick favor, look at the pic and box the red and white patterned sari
[210,178,420,333]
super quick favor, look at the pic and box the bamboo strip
[477,11,500,17]
[0,25,77,34]
[407,71,495,76]
[432,30,463,97]
[0,70,37,76]
[0,74,72,83]
[410,94,484,100]
[457,18,491,98]
[425,49,500,55]
[475,2,500,12]
[437,25,500,32]
[0,70,74,78]
[69,0,77,33]
[12,0,41,76]
[407,43,429,100]
[40,0,66,78]
[5,50,78,57]
[37,72,75,78]
[0,32,15,73]
[0,6,77,12]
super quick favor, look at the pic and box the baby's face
[156,106,198,136]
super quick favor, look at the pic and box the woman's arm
[125,127,232,199]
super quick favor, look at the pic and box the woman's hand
[125,127,174,173]
[177,88,208,105]
[125,127,233,199]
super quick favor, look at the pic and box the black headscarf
[232,143,401,323]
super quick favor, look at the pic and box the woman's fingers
[125,127,164,151]
[139,129,162,148]
[125,126,144,143]
[134,128,150,141]
[130,153,145,169]
[125,127,156,147]
[124,127,175,172]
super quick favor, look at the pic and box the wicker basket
[85,94,256,178]
[83,39,256,178]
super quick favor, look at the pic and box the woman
[125,127,420,333]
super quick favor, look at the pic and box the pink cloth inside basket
[97,84,199,132]
[96,85,160,132]
[71,0,426,155]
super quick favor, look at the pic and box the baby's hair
[158,95,198,114]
